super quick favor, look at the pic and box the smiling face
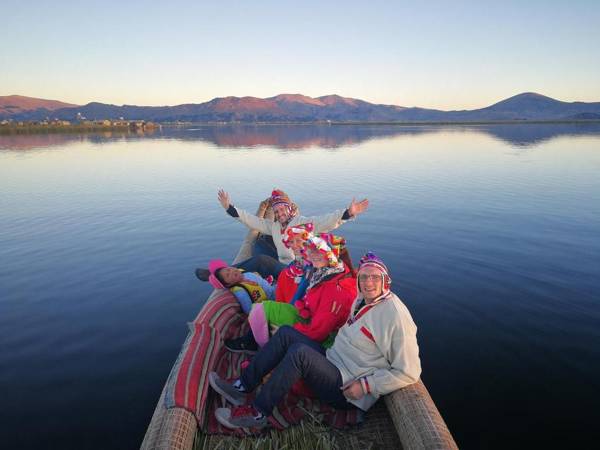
[358,266,384,303]
[288,235,306,255]
[217,267,243,287]
[306,248,328,268]
[273,203,290,224]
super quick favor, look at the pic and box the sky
[2,0,599,110]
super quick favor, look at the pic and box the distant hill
[0,95,78,116]
[441,93,600,121]
[2,93,599,123]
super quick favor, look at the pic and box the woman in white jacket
[196,188,368,279]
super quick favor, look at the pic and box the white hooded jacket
[326,291,422,411]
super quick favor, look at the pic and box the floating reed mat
[195,401,400,450]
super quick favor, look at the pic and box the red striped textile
[170,322,220,424]
[165,292,246,424]
[166,290,363,434]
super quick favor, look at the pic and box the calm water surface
[1,124,599,449]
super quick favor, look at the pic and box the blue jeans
[252,234,278,259]
[234,254,286,279]
[240,326,353,416]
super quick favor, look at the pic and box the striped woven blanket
[164,291,363,435]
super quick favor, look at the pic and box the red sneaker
[215,404,268,429]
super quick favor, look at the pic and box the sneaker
[195,268,210,281]
[215,405,268,430]
[224,335,258,354]
[208,372,247,406]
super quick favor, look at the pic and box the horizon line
[2,91,600,112]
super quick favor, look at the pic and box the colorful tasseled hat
[320,233,346,259]
[270,189,299,225]
[208,259,229,289]
[282,223,314,248]
[304,233,346,267]
[358,251,390,276]
[270,189,291,208]
[358,251,392,292]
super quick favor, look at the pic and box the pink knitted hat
[208,259,229,289]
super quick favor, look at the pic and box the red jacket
[275,266,299,303]
[293,266,357,343]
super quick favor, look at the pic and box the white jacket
[326,292,421,411]
[234,207,349,264]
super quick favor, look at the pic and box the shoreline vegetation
[1,119,600,135]
[0,120,160,135]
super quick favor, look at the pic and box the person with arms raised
[195,188,368,280]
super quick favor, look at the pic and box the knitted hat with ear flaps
[270,189,299,226]
[270,189,291,208]
[358,251,392,292]
[208,259,229,289]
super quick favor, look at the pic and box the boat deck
[141,204,457,450]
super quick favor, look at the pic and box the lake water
[1,124,599,449]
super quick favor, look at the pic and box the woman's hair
[339,247,356,276]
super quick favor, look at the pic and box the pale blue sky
[2,0,599,109]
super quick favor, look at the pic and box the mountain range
[1,93,600,123]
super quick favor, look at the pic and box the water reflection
[174,123,600,149]
[1,124,599,450]
[1,123,600,151]
[174,124,422,149]
[474,123,600,147]
[0,129,156,151]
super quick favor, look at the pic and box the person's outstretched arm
[218,189,271,235]
[307,197,369,233]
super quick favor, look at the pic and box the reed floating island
[141,204,458,450]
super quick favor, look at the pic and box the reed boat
[141,204,458,450]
